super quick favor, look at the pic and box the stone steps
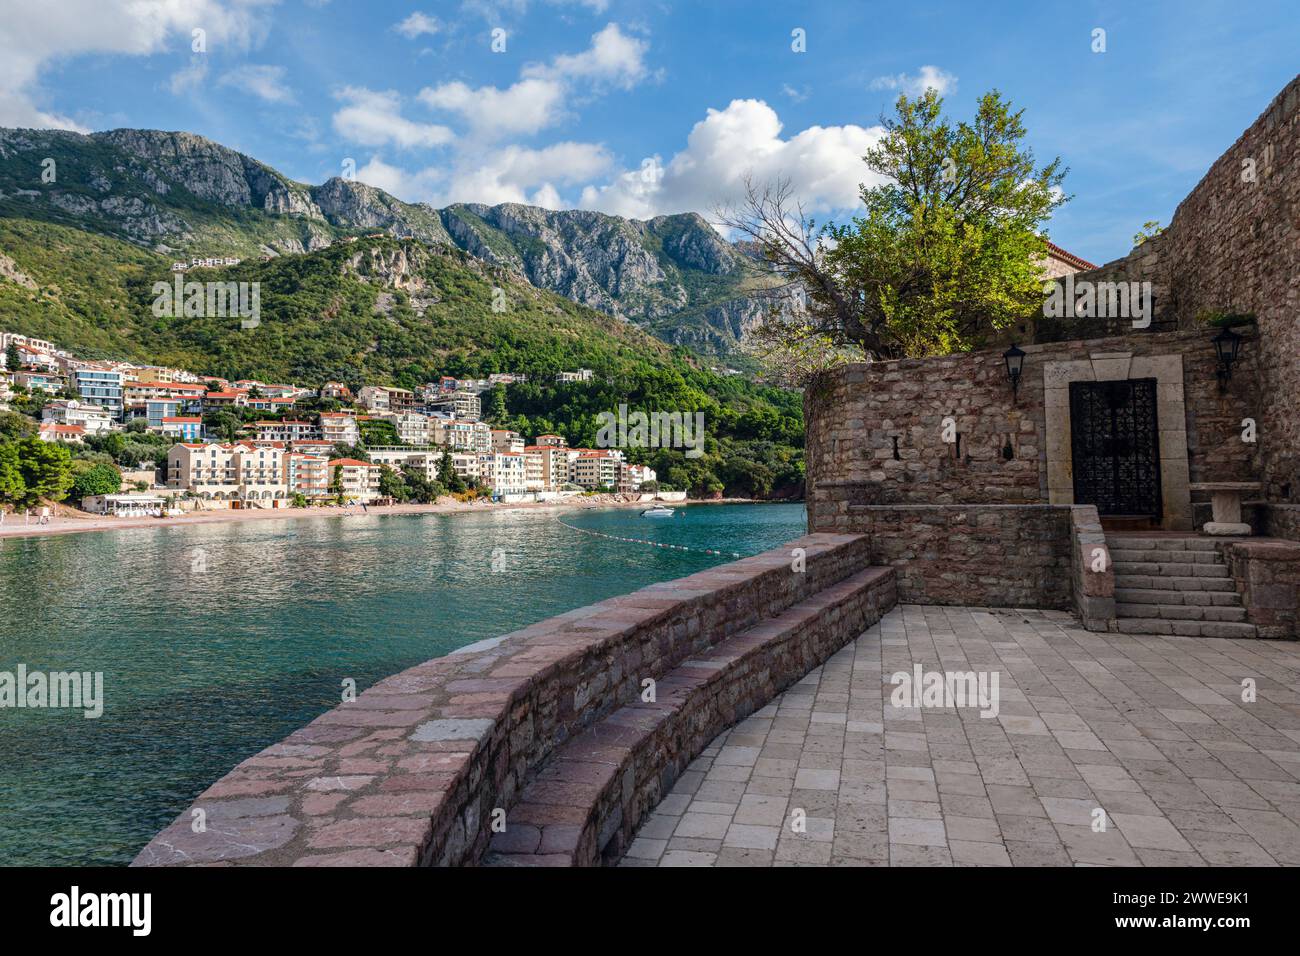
[1107,535,1256,638]
[481,566,893,867]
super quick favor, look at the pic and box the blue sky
[1,0,1297,264]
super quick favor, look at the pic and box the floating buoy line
[554,516,741,558]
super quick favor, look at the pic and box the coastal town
[0,329,660,517]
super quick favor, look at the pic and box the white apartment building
[477,452,528,496]
[433,418,491,454]
[328,458,381,502]
[522,449,545,492]
[450,452,480,484]
[555,369,594,383]
[535,434,568,448]
[42,400,114,435]
[426,390,481,421]
[254,420,320,443]
[287,453,330,499]
[389,412,432,445]
[622,463,657,493]
[368,447,440,482]
[319,413,360,446]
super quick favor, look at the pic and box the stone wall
[1222,539,1300,640]
[806,329,1260,529]
[816,502,1074,609]
[133,533,890,867]
[1047,76,1300,502]
[1263,504,1300,542]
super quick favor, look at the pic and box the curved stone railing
[133,532,878,867]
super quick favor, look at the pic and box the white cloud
[394,12,441,39]
[168,57,210,96]
[219,64,295,104]
[0,0,276,130]
[581,99,885,223]
[418,77,566,138]
[332,86,454,148]
[869,65,957,97]
[525,22,648,89]
[415,23,648,144]
[356,141,612,208]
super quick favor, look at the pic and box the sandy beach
[0,495,769,541]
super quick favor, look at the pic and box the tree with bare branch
[720,88,1067,375]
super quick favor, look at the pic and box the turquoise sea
[0,502,805,865]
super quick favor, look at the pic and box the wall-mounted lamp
[1003,343,1026,402]
[1211,326,1243,392]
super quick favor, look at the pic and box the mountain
[0,216,805,497]
[0,127,778,358]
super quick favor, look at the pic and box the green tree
[0,443,26,504]
[438,448,466,493]
[1133,220,1164,247]
[377,465,408,501]
[69,461,122,501]
[724,88,1067,364]
[0,411,37,443]
[16,437,73,504]
[4,343,20,373]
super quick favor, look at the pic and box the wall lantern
[1003,344,1026,402]
[1211,325,1243,391]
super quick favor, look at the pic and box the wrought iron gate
[1069,378,1162,519]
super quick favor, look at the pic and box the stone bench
[1189,481,1263,536]
[482,566,896,866]
[132,533,892,867]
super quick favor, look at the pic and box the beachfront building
[525,444,571,491]
[450,452,480,484]
[328,458,381,502]
[522,449,545,492]
[42,399,114,435]
[623,463,656,493]
[573,450,622,490]
[287,453,330,500]
[477,452,528,496]
[166,441,290,506]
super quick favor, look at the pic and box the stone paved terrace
[623,605,1300,867]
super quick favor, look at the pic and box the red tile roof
[328,458,375,467]
[1045,241,1097,271]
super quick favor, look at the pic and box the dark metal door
[1069,378,1162,518]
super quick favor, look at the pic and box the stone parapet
[132,533,886,867]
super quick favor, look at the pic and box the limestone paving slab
[631,605,1300,867]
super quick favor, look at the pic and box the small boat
[640,505,675,518]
